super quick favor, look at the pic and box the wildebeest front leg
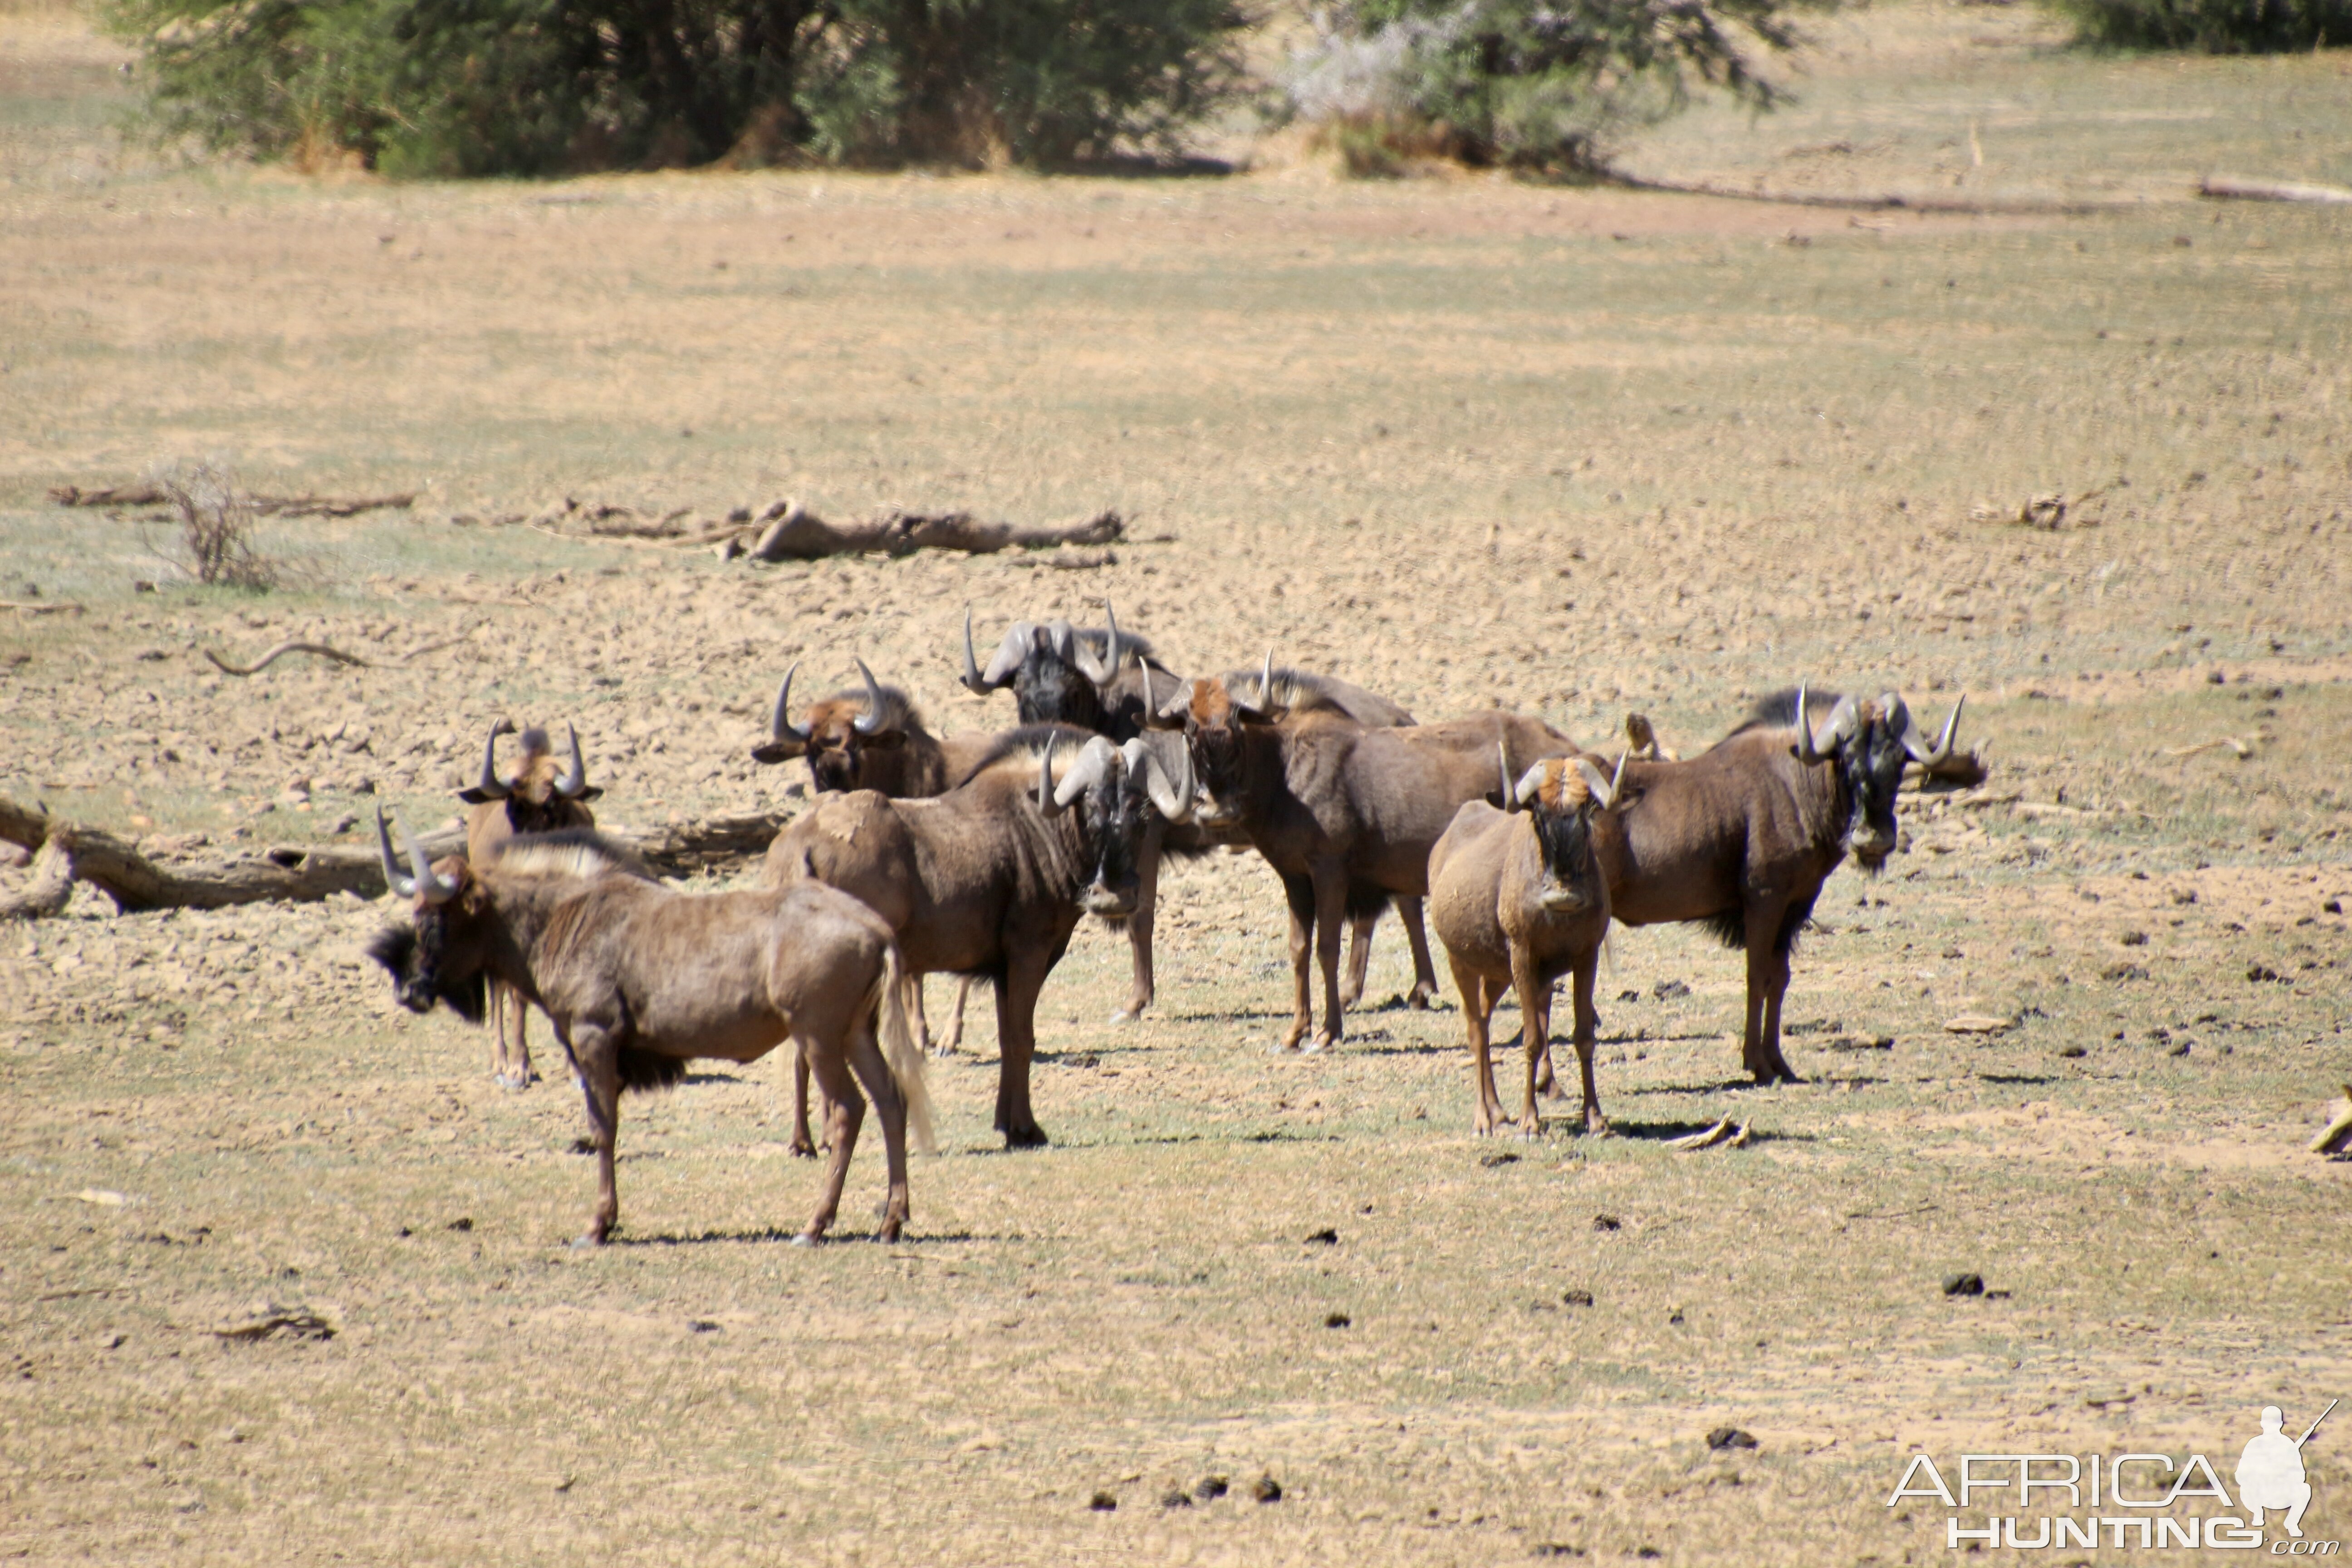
[1450,956,1505,1135]
[1341,912,1375,1009]
[1741,902,1802,1085]
[1310,863,1349,1050]
[992,959,1052,1148]
[787,1044,818,1159]
[1569,954,1607,1133]
[843,1023,911,1241]
[1396,897,1440,1009]
[1112,831,1161,1024]
[1279,873,1317,1051]
[941,975,973,1054]
[1511,953,1553,1138]
[798,1035,865,1245]
[566,1024,623,1246]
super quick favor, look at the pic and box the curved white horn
[375,805,417,898]
[769,662,812,746]
[852,658,890,735]
[1072,604,1117,686]
[1514,761,1549,808]
[1497,741,1518,812]
[1805,691,1858,761]
[1128,736,1194,824]
[1233,650,1276,722]
[1034,735,1058,814]
[1052,735,1117,809]
[391,808,457,904]
[1790,682,1823,763]
[1574,755,1622,810]
[1904,693,1965,764]
[959,605,991,695]
[471,717,516,800]
[553,721,590,799]
[982,622,1033,689]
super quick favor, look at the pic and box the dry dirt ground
[2,2,2349,1562]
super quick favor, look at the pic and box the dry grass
[2,2,2349,1562]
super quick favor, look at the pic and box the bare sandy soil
[2,1,2350,1561]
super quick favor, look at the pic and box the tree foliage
[2048,0,2351,52]
[104,0,1249,176]
[1281,0,1829,176]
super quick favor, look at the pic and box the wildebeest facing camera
[366,921,486,1022]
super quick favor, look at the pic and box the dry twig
[2200,176,2352,206]
[2311,1088,2352,1157]
[203,641,371,676]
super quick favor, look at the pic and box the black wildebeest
[456,718,601,1088]
[752,657,1000,799]
[368,812,930,1246]
[764,727,1194,1148]
[1155,659,1580,1051]
[1429,751,1624,1137]
[1588,684,1965,1084]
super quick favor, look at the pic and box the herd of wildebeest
[364,605,1969,1247]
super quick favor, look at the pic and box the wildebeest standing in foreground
[368,813,931,1245]
[1589,685,1964,1084]
[1429,752,1624,1137]
[456,718,601,1088]
[1156,658,1579,1051]
[960,604,1193,1024]
[750,657,1003,1050]
[764,728,1194,1148]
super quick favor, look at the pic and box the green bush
[1281,0,1829,176]
[2048,0,2350,52]
[103,0,1247,176]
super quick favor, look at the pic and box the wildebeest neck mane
[962,723,1102,782]
[489,828,649,881]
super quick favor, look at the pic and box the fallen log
[2200,176,2352,207]
[0,796,792,916]
[748,503,1124,562]
[49,484,417,517]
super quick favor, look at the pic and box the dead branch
[748,504,1124,562]
[2162,737,2253,761]
[203,641,372,676]
[396,635,470,663]
[2200,176,2352,207]
[0,796,793,916]
[1039,549,1118,571]
[1666,1116,1748,1152]
[2312,1088,2352,1157]
[50,484,417,517]
[0,601,84,615]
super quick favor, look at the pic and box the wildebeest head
[751,658,910,793]
[457,717,599,831]
[1147,652,1275,829]
[1504,749,1624,913]
[1791,684,1964,872]
[960,604,1146,732]
[1034,731,1195,919]
[366,808,488,1021]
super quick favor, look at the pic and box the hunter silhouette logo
[2241,1399,2334,1540]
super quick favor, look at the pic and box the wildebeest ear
[750,740,805,765]
[457,787,497,804]
[861,729,907,751]
[571,784,604,802]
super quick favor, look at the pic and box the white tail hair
[875,941,934,1154]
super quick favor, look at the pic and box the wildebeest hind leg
[1450,956,1504,1136]
[1340,914,1373,1009]
[787,1044,818,1159]
[798,1038,865,1245]
[1279,873,1317,1050]
[1759,946,1799,1084]
[942,976,973,1055]
[1512,954,1552,1138]
[843,1024,910,1241]
[1112,835,1160,1024]
[1309,865,1348,1051]
[1570,956,1608,1134]
[991,961,1051,1148]
[1397,897,1439,1009]
[568,1027,623,1246]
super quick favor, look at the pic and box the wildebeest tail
[1344,881,1392,922]
[875,940,935,1154]
[616,1048,690,1092]
[1695,909,1747,950]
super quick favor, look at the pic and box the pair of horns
[1034,734,1196,823]
[1791,682,1966,767]
[376,807,459,903]
[1152,650,1276,725]
[1499,745,1626,813]
[962,604,1130,694]
[769,657,890,745]
[470,717,590,800]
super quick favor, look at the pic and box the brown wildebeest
[367,812,931,1246]
[751,657,999,799]
[764,726,1193,1149]
[456,718,600,1088]
[959,603,1191,1024]
[1429,751,1624,1137]
[1588,684,1965,1084]
[1153,659,1579,1051]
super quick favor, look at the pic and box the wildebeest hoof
[790,1231,819,1248]
[1406,988,1434,1010]
[786,1142,816,1161]
[569,1232,605,1250]
[1002,1125,1050,1150]
[1108,1007,1140,1024]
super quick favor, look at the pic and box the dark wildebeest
[763,727,1193,1149]
[751,657,1000,799]
[367,812,931,1246]
[959,604,1190,1024]
[749,657,1003,1052]
[456,718,601,1088]
[1429,751,1624,1137]
[1154,658,1580,1051]
[1586,684,1965,1084]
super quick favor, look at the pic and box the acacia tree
[1282,0,1831,175]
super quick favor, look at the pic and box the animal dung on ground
[1325,1311,1352,1329]
[1706,1426,1759,1452]
[1194,1475,1229,1501]
[1826,1034,1895,1052]
[1943,1014,2014,1035]
[1943,1272,1986,1298]
[1665,1117,1749,1151]
[2247,964,2286,983]
[1617,988,1642,1003]
[1303,1227,1338,1245]
[1562,1289,1595,1307]
[1160,1488,1192,1509]
[2308,1087,2352,1157]
[2106,962,2151,981]
[1088,1490,1117,1512]
[1652,979,1691,1000]
[1592,1214,1622,1232]
[211,1304,335,1342]
[2057,1045,2087,1059]
[1479,1152,1520,1168]
[1251,1474,1284,1504]
[446,1216,473,1231]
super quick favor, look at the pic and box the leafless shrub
[155,460,279,590]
